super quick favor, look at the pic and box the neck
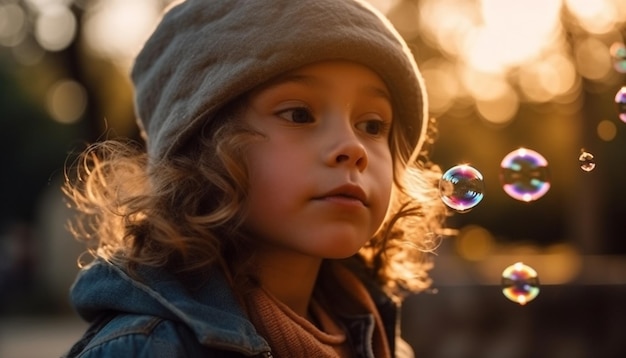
[256,248,323,318]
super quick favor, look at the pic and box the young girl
[63,0,448,357]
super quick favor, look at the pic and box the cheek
[378,148,394,190]
[246,146,277,200]
[380,164,394,216]
[246,141,295,186]
[244,143,299,211]
[244,151,279,232]
[370,149,395,224]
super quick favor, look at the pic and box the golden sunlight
[82,0,161,69]
[565,0,626,34]
[409,0,625,122]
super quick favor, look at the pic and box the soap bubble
[439,164,484,212]
[500,148,550,202]
[578,150,595,172]
[501,262,540,306]
[610,42,626,74]
[615,86,626,123]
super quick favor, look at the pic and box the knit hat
[131,0,428,164]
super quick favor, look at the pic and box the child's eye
[356,119,390,136]
[276,107,315,123]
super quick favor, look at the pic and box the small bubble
[578,150,595,172]
[439,164,484,213]
[500,148,550,202]
[615,86,626,123]
[501,262,540,306]
[610,42,626,74]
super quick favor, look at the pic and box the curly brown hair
[63,99,448,301]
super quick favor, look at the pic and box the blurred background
[0,0,625,357]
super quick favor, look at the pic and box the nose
[325,124,368,172]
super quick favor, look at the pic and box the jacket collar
[70,259,270,355]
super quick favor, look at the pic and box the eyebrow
[270,73,392,102]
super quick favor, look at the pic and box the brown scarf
[244,262,391,358]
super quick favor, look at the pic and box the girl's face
[242,60,394,259]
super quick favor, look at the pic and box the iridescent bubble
[610,42,626,74]
[500,148,550,202]
[501,262,540,306]
[578,150,595,172]
[615,86,626,123]
[439,164,485,213]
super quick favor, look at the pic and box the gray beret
[131,0,428,164]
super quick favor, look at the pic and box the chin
[312,235,369,259]
[321,249,361,260]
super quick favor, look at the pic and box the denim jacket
[62,259,407,357]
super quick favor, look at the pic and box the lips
[315,184,368,206]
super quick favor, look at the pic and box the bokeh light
[34,4,76,52]
[500,148,551,202]
[564,0,626,35]
[574,37,612,81]
[82,0,162,68]
[365,0,399,13]
[475,89,519,125]
[501,262,540,306]
[597,119,617,141]
[518,54,579,103]
[455,225,494,261]
[420,58,460,115]
[11,37,45,66]
[405,0,626,123]
[45,79,88,124]
[0,3,26,47]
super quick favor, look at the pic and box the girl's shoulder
[63,313,247,358]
